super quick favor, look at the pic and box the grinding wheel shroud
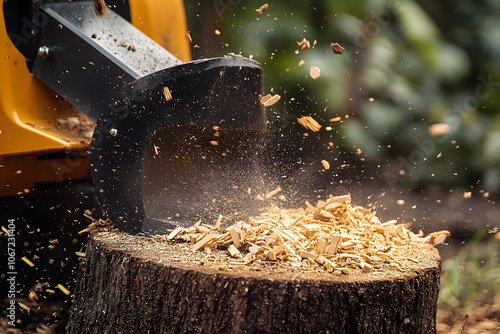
[67,231,441,333]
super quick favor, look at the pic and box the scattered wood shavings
[310,66,321,79]
[297,38,311,51]
[330,43,344,54]
[157,194,449,273]
[256,3,269,14]
[297,116,322,132]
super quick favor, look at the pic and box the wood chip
[21,256,35,267]
[260,94,272,104]
[163,87,172,101]
[57,284,71,295]
[265,186,282,199]
[167,226,184,240]
[230,228,241,248]
[330,42,344,55]
[228,244,242,258]
[298,59,305,67]
[310,66,321,79]
[297,116,321,132]
[300,250,316,260]
[321,160,330,170]
[362,262,373,273]
[256,3,269,14]
[18,302,30,314]
[268,245,284,260]
[283,243,296,257]
[329,116,342,123]
[191,234,216,251]
[215,214,223,230]
[297,38,311,51]
[262,94,281,107]
[94,0,107,18]
[214,29,221,35]
[326,235,340,255]
[428,123,451,136]
[316,238,327,253]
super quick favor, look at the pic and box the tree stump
[67,231,441,333]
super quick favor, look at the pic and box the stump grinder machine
[0,0,269,235]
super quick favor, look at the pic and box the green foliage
[439,231,500,310]
[190,0,500,192]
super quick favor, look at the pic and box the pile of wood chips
[155,194,450,273]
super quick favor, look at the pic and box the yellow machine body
[0,0,191,197]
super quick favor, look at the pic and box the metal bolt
[109,129,118,137]
[37,46,50,58]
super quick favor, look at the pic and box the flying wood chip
[297,116,322,132]
[261,94,281,107]
[94,0,107,18]
[310,66,321,80]
[330,43,344,55]
[163,87,172,101]
[428,123,451,136]
[321,160,330,170]
[297,38,311,52]
[256,3,269,14]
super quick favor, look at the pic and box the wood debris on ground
[154,194,450,273]
[297,116,322,132]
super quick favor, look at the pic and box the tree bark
[67,231,441,333]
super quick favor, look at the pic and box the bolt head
[37,46,50,57]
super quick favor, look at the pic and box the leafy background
[186,0,500,195]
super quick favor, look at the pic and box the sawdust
[143,194,448,277]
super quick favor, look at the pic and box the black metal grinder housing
[30,2,267,234]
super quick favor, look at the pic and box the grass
[439,230,500,310]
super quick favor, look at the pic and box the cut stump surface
[67,231,441,333]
